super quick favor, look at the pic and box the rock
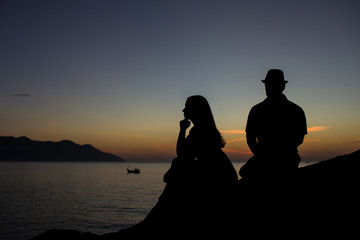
[32,229,81,240]
[296,150,360,236]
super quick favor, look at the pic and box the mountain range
[0,136,125,162]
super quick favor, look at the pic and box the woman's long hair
[186,95,226,148]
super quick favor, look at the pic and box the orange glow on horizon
[307,126,331,132]
[221,126,330,135]
[226,138,245,144]
[221,130,246,134]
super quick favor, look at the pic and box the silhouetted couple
[133,69,307,236]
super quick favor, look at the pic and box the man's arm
[246,132,258,156]
[292,106,306,148]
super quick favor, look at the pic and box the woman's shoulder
[188,126,213,138]
[189,126,223,147]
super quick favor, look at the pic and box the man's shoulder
[285,99,305,112]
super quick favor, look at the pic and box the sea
[0,161,243,240]
[0,161,313,240]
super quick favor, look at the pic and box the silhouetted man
[242,69,307,182]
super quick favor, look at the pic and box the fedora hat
[261,69,288,84]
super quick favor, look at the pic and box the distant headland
[0,136,125,162]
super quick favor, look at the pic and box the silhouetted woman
[135,95,238,237]
[165,95,238,185]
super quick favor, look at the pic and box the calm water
[0,162,176,240]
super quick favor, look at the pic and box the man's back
[246,94,307,155]
[242,69,307,181]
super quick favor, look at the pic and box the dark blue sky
[1,0,360,161]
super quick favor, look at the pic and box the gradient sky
[1,0,360,162]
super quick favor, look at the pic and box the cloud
[222,127,331,134]
[226,138,245,144]
[304,139,320,143]
[223,148,252,155]
[221,129,246,134]
[12,93,31,97]
[222,127,330,135]
[307,126,330,132]
[349,137,360,144]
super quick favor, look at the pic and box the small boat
[127,168,140,174]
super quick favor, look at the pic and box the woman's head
[183,95,225,147]
[183,95,214,125]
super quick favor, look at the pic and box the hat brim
[261,80,288,84]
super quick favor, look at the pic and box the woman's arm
[176,119,190,157]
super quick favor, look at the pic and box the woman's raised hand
[179,119,191,130]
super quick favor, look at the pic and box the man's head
[261,69,287,97]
